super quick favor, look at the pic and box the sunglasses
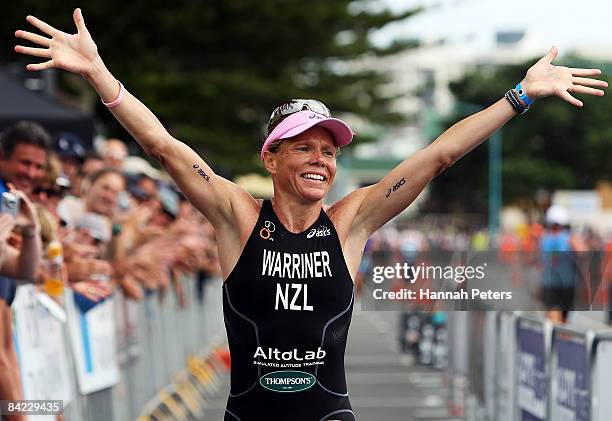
[266,99,331,137]
[34,187,68,198]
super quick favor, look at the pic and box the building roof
[0,71,94,146]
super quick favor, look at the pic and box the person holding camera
[0,121,47,302]
[0,121,46,421]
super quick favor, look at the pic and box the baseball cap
[545,205,570,226]
[260,99,354,159]
[75,213,111,243]
[158,187,179,218]
[54,133,86,161]
[123,156,161,180]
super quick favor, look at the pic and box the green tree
[3,0,419,175]
[425,58,612,213]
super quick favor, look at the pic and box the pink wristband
[102,81,126,108]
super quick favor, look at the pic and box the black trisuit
[223,200,355,421]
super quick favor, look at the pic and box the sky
[373,0,612,57]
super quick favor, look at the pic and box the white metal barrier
[12,274,226,420]
[445,311,612,421]
[590,333,612,421]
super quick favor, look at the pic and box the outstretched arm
[15,9,251,227]
[347,47,607,238]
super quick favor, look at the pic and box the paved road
[201,301,460,421]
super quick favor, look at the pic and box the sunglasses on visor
[266,99,331,136]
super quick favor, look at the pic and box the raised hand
[71,279,113,302]
[66,257,113,284]
[522,46,607,107]
[6,185,40,230]
[15,8,98,75]
[0,214,16,244]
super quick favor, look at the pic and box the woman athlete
[15,9,607,420]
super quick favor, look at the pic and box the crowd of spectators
[0,121,221,420]
[357,217,612,323]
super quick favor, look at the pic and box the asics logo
[307,226,331,238]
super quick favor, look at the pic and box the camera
[0,192,21,218]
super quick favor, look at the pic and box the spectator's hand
[67,256,113,284]
[124,252,169,290]
[0,214,16,268]
[7,186,40,230]
[62,234,101,260]
[0,214,16,243]
[118,274,144,301]
[171,269,187,309]
[522,47,607,107]
[172,235,201,272]
[169,217,199,237]
[131,225,165,247]
[124,204,153,229]
[71,279,113,302]
[116,205,162,247]
[136,237,178,266]
[15,9,99,75]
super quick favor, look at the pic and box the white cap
[122,156,161,180]
[76,213,111,243]
[545,205,570,226]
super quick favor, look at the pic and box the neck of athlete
[271,194,322,234]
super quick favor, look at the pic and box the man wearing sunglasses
[15,9,608,421]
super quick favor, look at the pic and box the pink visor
[260,110,354,160]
